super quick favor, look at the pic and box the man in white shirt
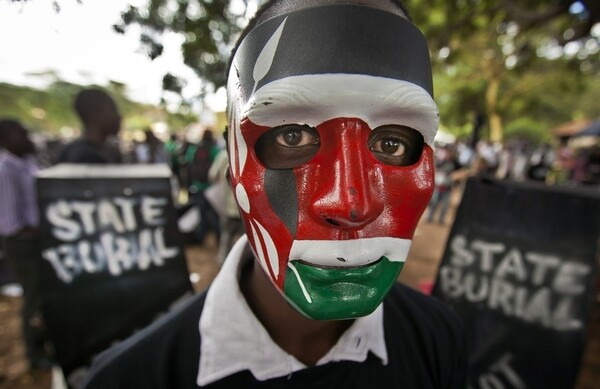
[83,1,467,387]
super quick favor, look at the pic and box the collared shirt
[197,235,388,386]
[0,150,39,236]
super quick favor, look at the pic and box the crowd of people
[145,128,245,263]
[425,137,600,224]
[469,138,598,186]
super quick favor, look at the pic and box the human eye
[255,124,320,169]
[274,126,319,148]
[368,125,424,166]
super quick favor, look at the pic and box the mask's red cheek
[380,145,435,237]
[230,120,300,289]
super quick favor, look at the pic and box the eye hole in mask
[255,124,321,169]
[255,123,424,169]
[368,125,424,166]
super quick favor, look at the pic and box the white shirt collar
[197,235,388,386]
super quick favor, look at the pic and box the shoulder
[384,282,464,341]
[60,139,88,153]
[58,139,105,164]
[0,153,15,173]
[0,158,10,177]
[0,154,25,182]
[383,283,467,388]
[83,291,208,389]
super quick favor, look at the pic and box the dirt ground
[1,189,599,388]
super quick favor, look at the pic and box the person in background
[526,143,552,183]
[56,88,122,164]
[456,140,474,168]
[185,129,221,245]
[83,1,466,387]
[477,140,499,175]
[547,137,574,185]
[165,134,182,183]
[0,119,51,369]
[135,128,168,164]
[208,146,245,264]
[427,145,459,224]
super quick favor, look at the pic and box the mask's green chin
[283,257,404,320]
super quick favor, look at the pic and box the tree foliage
[11,0,600,142]
[114,0,599,142]
[113,0,249,93]
[406,0,599,141]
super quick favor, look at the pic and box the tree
[15,0,599,141]
[407,0,599,141]
[113,0,250,96]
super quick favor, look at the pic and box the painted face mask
[227,4,439,320]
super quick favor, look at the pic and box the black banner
[37,164,192,374]
[432,177,600,389]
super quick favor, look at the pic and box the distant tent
[574,120,600,137]
[552,119,592,138]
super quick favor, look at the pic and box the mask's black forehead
[231,4,433,102]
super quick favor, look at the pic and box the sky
[0,0,226,112]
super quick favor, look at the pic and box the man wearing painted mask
[83,0,467,387]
